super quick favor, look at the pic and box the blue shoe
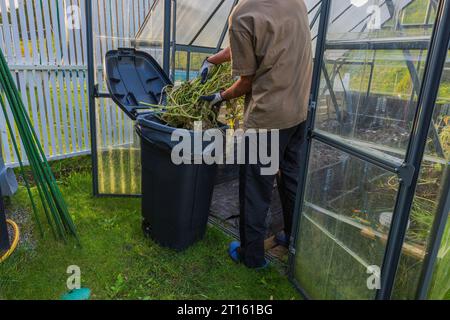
[228,241,242,263]
[228,241,270,270]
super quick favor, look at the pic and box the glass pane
[136,0,164,44]
[93,45,142,195]
[138,0,323,49]
[92,0,146,196]
[188,52,209,75]
[95,98,142,196]
[429,214,450,299]
[294,140,400,300]
[137,0,235,47]
[192,0,235,48]
[135,38,164,66]
[94,56,142,195]
[175,0,233,46]
[315,0,437,162]
[306,0,322,55]
[392,49,450,300]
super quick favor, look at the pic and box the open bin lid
[105,48,172,120]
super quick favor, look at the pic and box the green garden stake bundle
[0,48,78,243]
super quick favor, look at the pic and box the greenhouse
[0,0,449,301]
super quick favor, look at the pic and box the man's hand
[199,48,232,84]
[221,75,254,101]
[200,58,216,84]
[199,92,225,108]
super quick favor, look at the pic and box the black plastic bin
[105,48,225,250]
[136,115,224,250]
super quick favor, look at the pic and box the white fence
[0,0,154,166]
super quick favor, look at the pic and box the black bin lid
[105,48,172,120]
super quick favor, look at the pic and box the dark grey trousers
[239,121,307,268]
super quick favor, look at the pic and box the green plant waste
[142,63,244,130]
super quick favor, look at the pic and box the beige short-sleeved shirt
[229,0,313,130]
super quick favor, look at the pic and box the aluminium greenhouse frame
[288,0,450,300]
[133,0,239,79]
[86,0,239,197]
[85,0,450,299]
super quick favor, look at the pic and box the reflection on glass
[136,0,324,54]
[315,0,437,162]
[295,141,399,300]
[171,51,208,83]
[392,50,450,300]
[92,0,164,197]
[135,38,164,66]
[135,0,164,44]
[136,0,235,47]
[96,98,142,196]
[307,0,322,54]
[429,214,450,299]
[324,0,435,42]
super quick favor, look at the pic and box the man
[200,0,313,269]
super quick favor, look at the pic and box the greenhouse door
[289,0,450,300]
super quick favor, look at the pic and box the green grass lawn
[0,171,299,300]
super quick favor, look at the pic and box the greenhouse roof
[136,0,237,48]
[136,0,422,51]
